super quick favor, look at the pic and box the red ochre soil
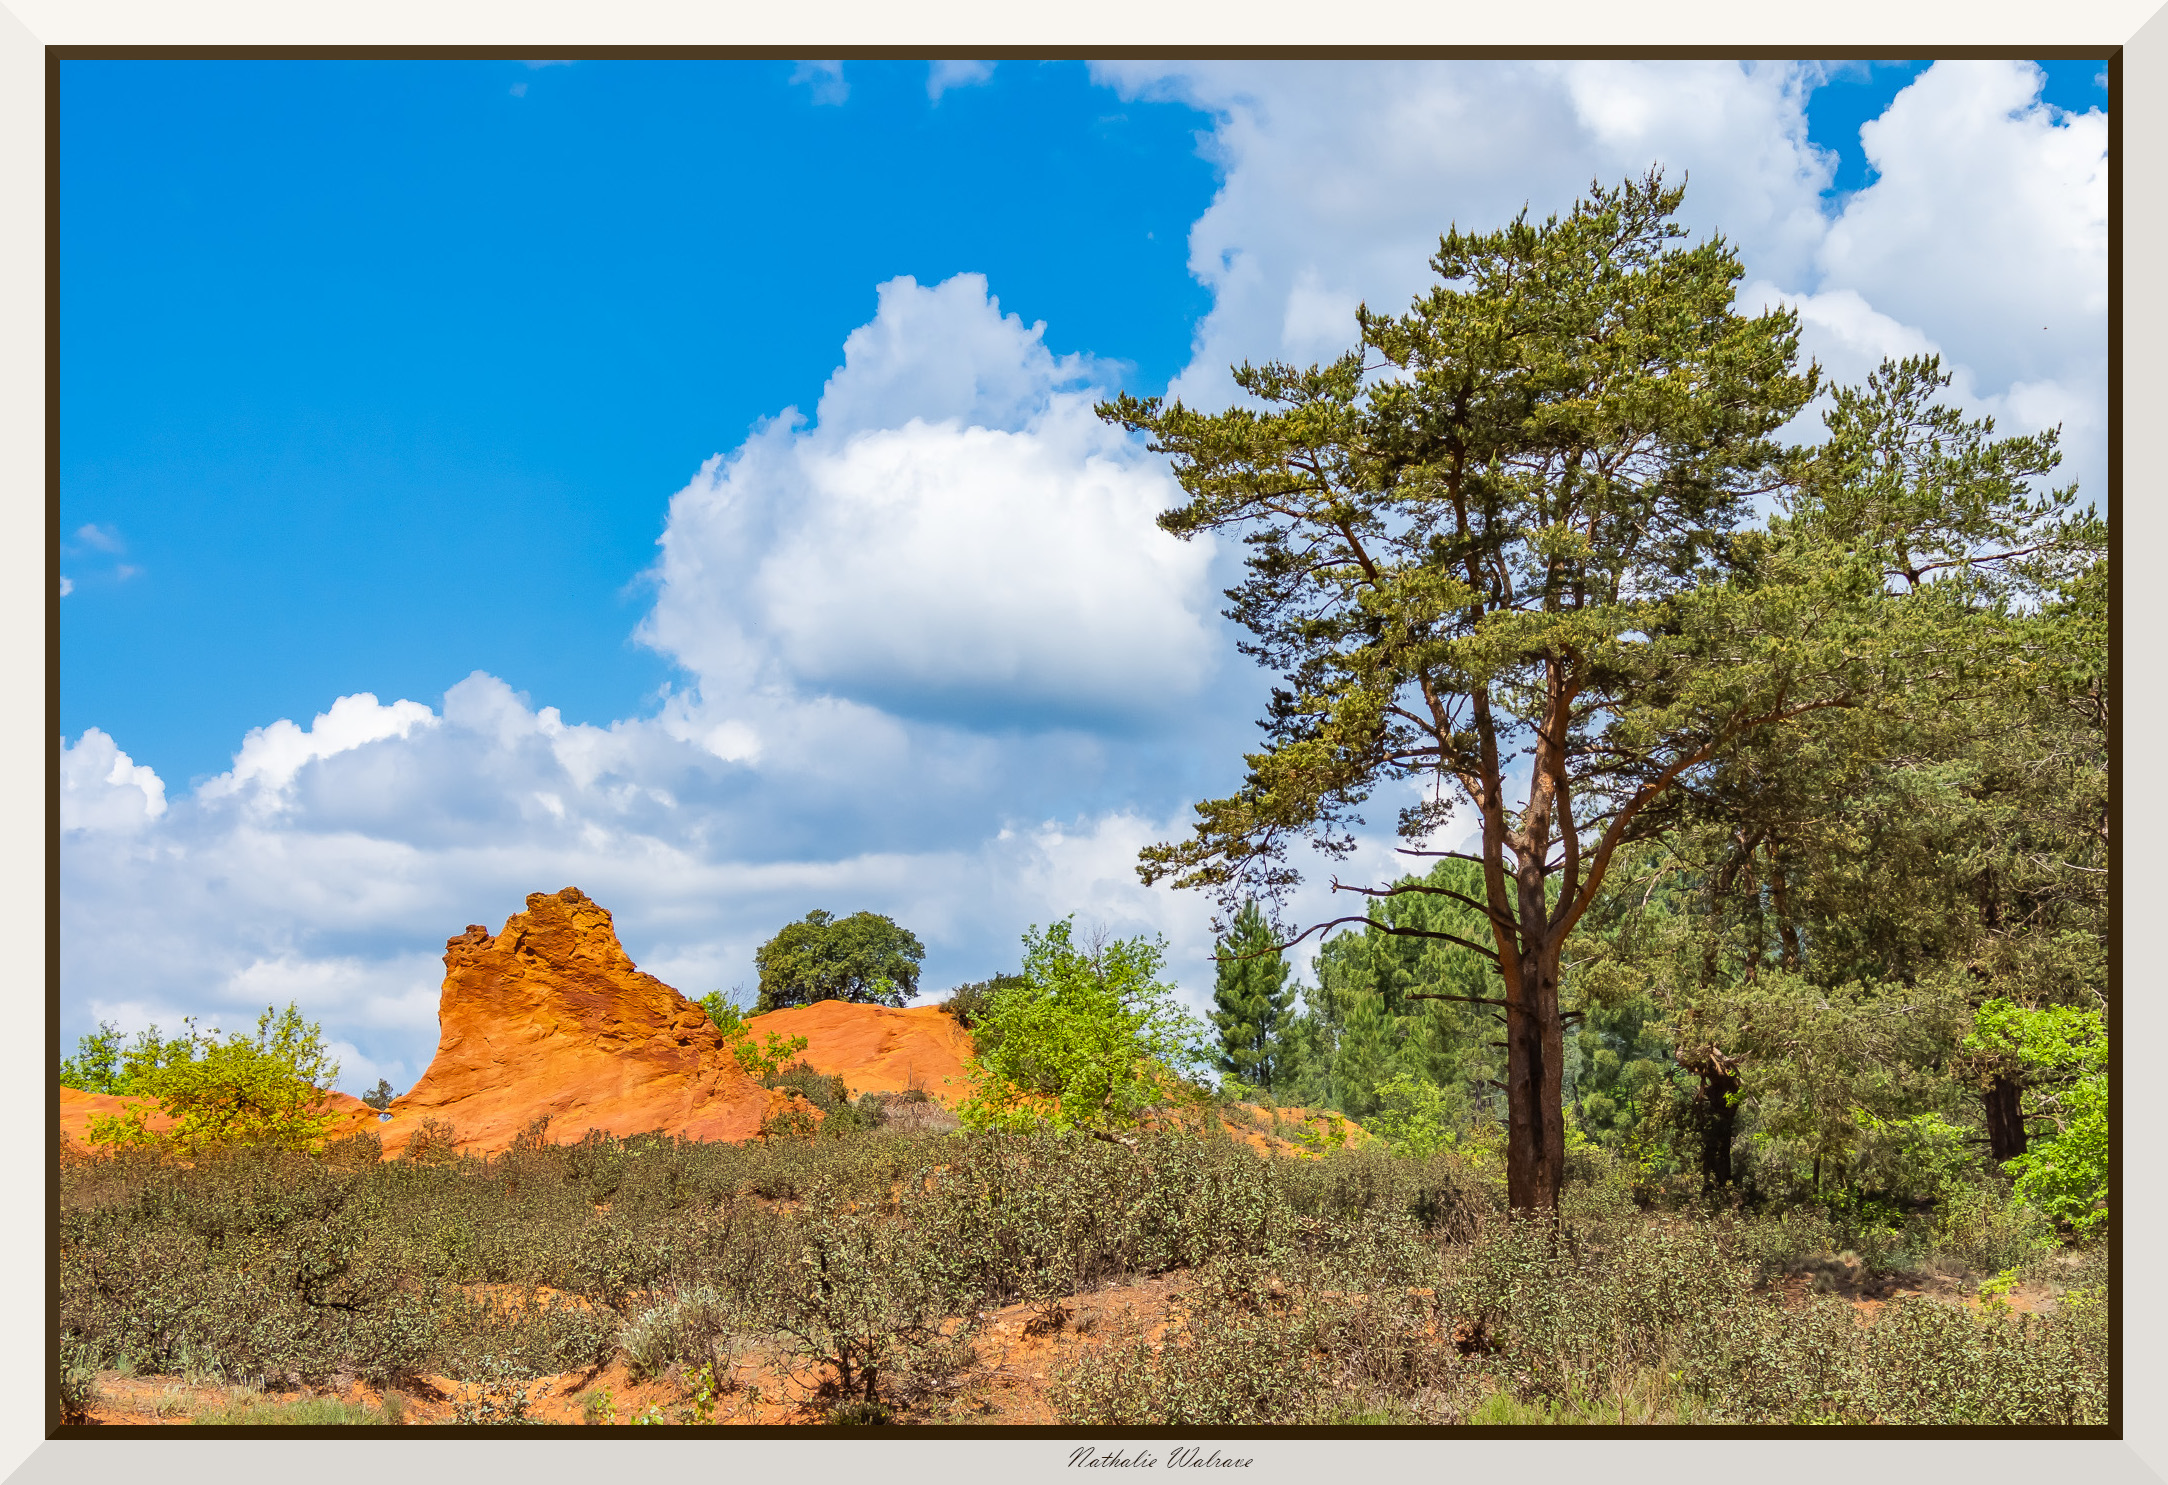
[743,998,977,1105]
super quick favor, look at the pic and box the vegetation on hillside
[57,1124,2105,1427]
[66,1003,346,1159]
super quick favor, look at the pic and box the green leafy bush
[86,1005,344,1157]
[701,991,813,1083]
[958,920,1208,1136]
[1363,1074,1464,1158]
[1970,1002,2109,1235]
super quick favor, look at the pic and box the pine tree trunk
[1694,1059,1742,1188]
[1984,1072,2028,1165]
[1505,946,1566,1210]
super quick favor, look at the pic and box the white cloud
[638,272,1220,727]
[1822,61,2105,390]
[1097,58,2103,506]
[60,728,168,832]
[61,676,1255,1082]
[74,522,123,553]
[928,59,994,101]
[789,60,849,106]
[1811,60,2106,501]
[1092,60,1832,409]
[198,692,439,808]
[59,576,72,596]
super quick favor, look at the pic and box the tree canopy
[753,909,926,1013]
[1101,171,2102,1211]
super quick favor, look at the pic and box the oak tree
[754,909,926,1013]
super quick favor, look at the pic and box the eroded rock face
[376,887,773,1154]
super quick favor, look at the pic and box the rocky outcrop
[375,887,774,1155]
[744,1000,977,1107]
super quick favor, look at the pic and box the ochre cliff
[374,887,777,1155]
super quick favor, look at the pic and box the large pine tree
[1210,900,1298,1093]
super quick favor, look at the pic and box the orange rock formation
[744,1000,977,1107]
[374,887,777,1155]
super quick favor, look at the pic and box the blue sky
[61,59,1220,785]
[60,59,2108,1094]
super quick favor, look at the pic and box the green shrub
[1052,1290,1335,1425]
[449,1353,552,1425]
[759,1195,977,1410]
[88,1005,344,1157]
[57,1335,99,1424]
[957,921,1209,1136]
[401,1118,461,1165]
[1969,1001,2109,1235]
[940,975,1023,1055]
[619,1285,738,1381]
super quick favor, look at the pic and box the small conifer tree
[1209,900,1297,1095]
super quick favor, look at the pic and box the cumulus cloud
[60,676,1258,1082]
[198,692,438,808]
[60,576,73,596]
[61,728,168,832]
[1092,60,1832,407]
[638,272,1221,730]
[1822,61,2104,390]
[1809,60,2106,499]
[1097,58,2103,505]
[928,59,995,100]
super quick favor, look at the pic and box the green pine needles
[1209,901,1297,1095]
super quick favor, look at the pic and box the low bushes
[57,1122,2105,1426]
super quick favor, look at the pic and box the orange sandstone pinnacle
[374,886,783,1155]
